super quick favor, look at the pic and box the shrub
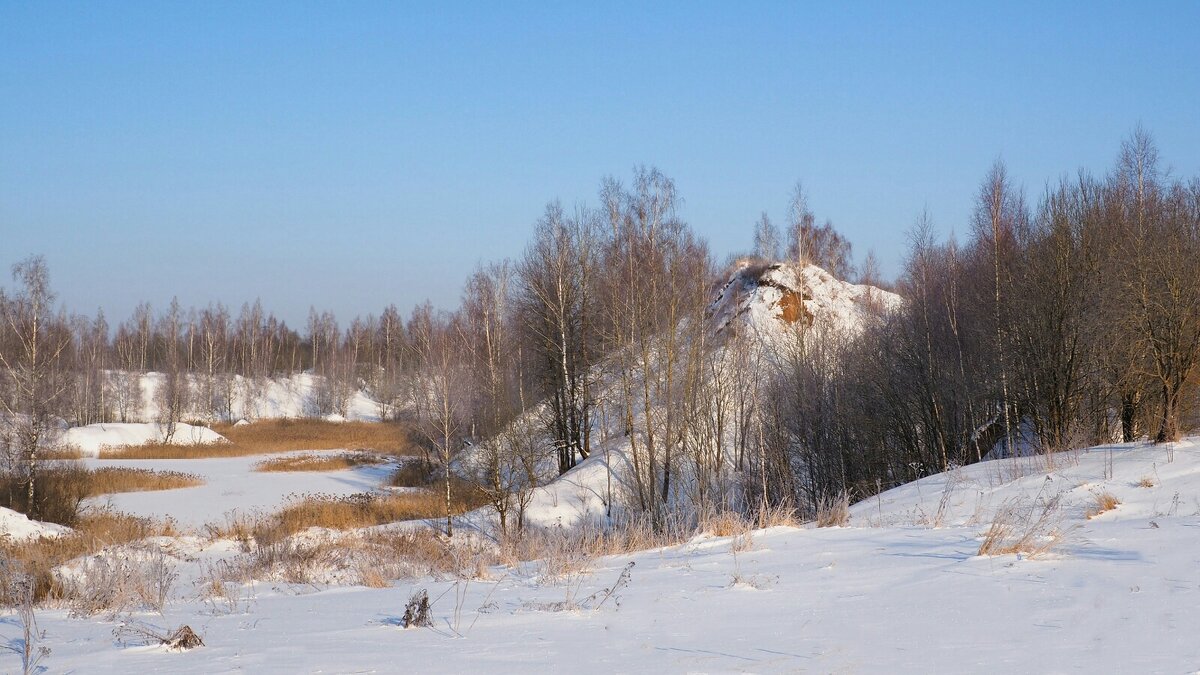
[1086,491,1120,519]
[977,494,1064,557]
[402,589,432,628]
[815,491,851,527]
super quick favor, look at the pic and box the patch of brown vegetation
[253,452,387,473]
[101,419,419,459]
[977,495,1064,557]
[84,467,203,496]
[0,510,173,604]
[42,446,84,460]
[1086,491,1120,519]
[815,491,851,527]
[261,487,488,540]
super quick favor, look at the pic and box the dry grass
[1137,476,1156,488]
[100,419,419,459]
[977,494,1064,557]
[258,485,488,541]
[42,446,84,460]
[699,508,753,537]
[815,491,851,527]
[1086,491,1120,519]
[0,510,174,605]
[83,467,203,496]
[253,452,387,473]
[214,419,418,455]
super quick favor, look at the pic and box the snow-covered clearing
[3,438,1197,672]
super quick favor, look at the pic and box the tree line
[3,130,1198,529]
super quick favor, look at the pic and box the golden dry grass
[84,467,203,496]
[699,509,752,537]
[261,485,488,540]
[42,446,84,460]
[1086,491,1120,519]
[1137,476,1156,488]
[253,452,387,473]
[100,419,419,459]
[0,510,174,604]
[215,419,417,454]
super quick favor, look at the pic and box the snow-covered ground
[0,506,71,542]
[4,437,1198,673]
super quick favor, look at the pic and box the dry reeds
[977,494,1064,557]
[253,452,387,473]
[100,419,419,459]
[214,419,417,455]
[0,509,170,605]
[258,486,487,541]
[83,467,203,496]
[815,492,851,527]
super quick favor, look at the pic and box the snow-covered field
[5,437,1199,673]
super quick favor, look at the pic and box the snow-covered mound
[65,422,228,458]
[711,259,900,346]
[0,506,71,542]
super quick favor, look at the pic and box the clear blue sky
[3,1,1198,328]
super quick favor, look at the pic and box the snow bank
[66,422,228,458]
[0,506,71,542]
[113,371,384,423]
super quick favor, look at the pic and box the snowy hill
[513,259,901,527]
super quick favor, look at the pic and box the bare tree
[0,256,72,518]
[409,305,470,536]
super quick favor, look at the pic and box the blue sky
[3,1,1198,327]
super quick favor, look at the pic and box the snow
[80,453,401,528]
[66,422,228,458]
[711,259,901,349]
[0,506,71,542]
[15,437,1200,673]
[110,371,385,423]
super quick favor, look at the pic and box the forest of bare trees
[3,132,1198,526]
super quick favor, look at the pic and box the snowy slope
[115,371,384,423]
[66,422,228,458]
[25,437,1200,673]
